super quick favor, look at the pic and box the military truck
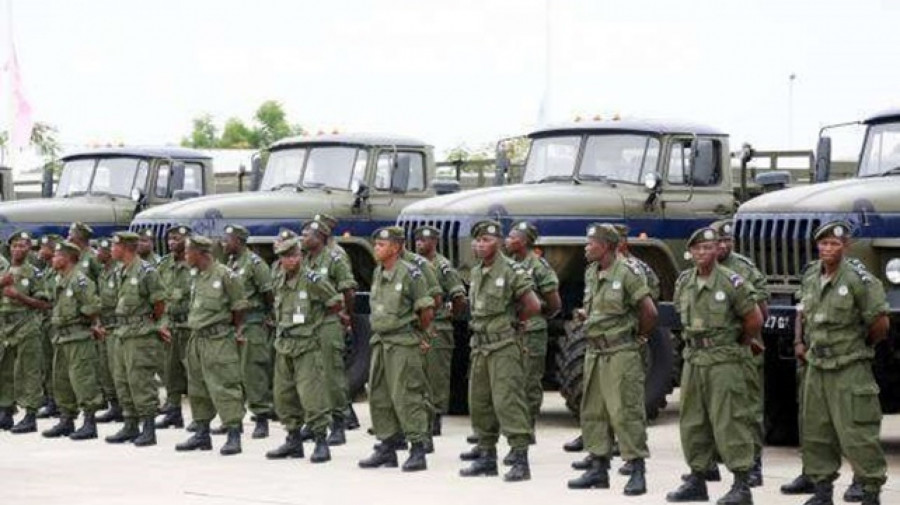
[0,147,213,241]
[734,108,900,444]
[398,118,754,416]
[129,133,451,395]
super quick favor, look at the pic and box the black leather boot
[666,472,709,502]
[133,418,157,447]
[0,407,14,430]
[563,434,584,452]
[567,455,610,489]
[803,481,834,505]
[860,490,880,505]
[572,454,594,470]
[36,398,58,419]
[374,436,408,452]
[682,465,721,482]
[402,441,427,472]
[503,448,530,482]
[266,429,305,459]
[460,447,498,477]
[747,455,763,488]
[326,419,346,446]
[781,474,816,495]
[466,433,479,444]
[69,412,98,440]
[310,434,331,463]
[502,448,516,466]
[299,423,314,441]
[252,415,269,439]
[10,412,37,434]
[431,413,442,436]
[106,417,140,444]
[344,404,360,430]
[42,416,75,438]
[844,477,864,503]
[717,471,752,505]
[359,436,399,468]
[210,423,229,435]
[155,406,184,429]
[219,426,242,455]
[176,422,212,451]
[185,420,200,432]
[460,445,482,461]
[624,458,647,496]
[95,400,124,423]
[619,459,635,475]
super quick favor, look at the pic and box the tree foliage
[180,101,305,149]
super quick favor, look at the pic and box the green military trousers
[239,322,274,417]
[53,338,104,417]
[523,328,547,423]
[368,340,429,444]
[186,331,246,427]
[742,353,764,457]
[320,317,349,422]
[113,334,163,418]
[273,339,330,435]
[0,319,44,412]
[424,325,454,414]
[802,361,886,493]
[40,317,54,400]
[679,360,754,473]
[469,339,532,450]
[163,326,190,408]
[96,332,118,404]
[581,347,649,460]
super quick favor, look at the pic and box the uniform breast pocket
[601,287,625,314]
[707,301,729,327]
[830,292,854,320]
[378,282,404,315]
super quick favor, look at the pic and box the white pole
[788,73,796,148]
[537,0,552,126]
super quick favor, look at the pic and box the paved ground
[3,391,899,505]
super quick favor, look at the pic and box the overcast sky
[2,0,898,161]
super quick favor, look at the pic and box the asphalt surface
[3,391,899,505]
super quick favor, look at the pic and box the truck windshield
[524,134,660,183]
[260,146,365,191]
[56,157,146,197]
[859,122,900,177]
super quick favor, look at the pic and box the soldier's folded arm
[636,296,658,338]
[541,287,562,320]
[517,289,542,322]
[793,307,807,362]
[740,305,763,346]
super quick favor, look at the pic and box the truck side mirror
[170,161,185,194]
[351,180,370,211]
[249,151,264,192]
[814,136,832,183]
[494,141,511,186]
[690,141,716,185]
[391,156,410,193]
[42,164,54,198]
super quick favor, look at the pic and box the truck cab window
[666,138,722,186]
[155,163,171,198]
[374,151,425,192]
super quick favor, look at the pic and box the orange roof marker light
[342,231,352,238]
[638,232,648,240]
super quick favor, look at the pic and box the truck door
[368,149,429,225]
[660,136,734,223]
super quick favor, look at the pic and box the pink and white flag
[5,41,33,150]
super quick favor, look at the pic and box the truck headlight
[886,258,900,284]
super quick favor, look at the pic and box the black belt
[116,315,153,325]
[192,323,232,338]
[0,312,29,326]
[811,345,835,358]
[687,336,722,349]
[168,313,188,324]
[55,324,90,338]
[587,333,633,350]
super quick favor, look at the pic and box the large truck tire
[347,314,372,399]
[556,323,675,421]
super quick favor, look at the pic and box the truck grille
[129,221,177,255]
[734,215,820,287]
[396,218,462,265]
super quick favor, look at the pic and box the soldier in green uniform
[414,225,467,436]
[265,238,344,463]
[175,235,249,456]
[0,231,51,434]
[711,219,768,487]
[666,227,763,505]
[67,222,103,281]
[504,221,561,436]
[794,221,888,505]
[103,232,168,447]
[358,226,434,472]
[566,224,657,495]
[155,225,194,430]
[459,220,541,482]
[93,238,123,424]
[36,234,62,419]
[42,240,104,440]
[301,217,357,445]
[137,229,161,265]
[223,224,274,439]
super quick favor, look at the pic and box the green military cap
[112,231,140,245]
[471,219,503,239]
[69,222,94,239]
[39,234,63,247]
[510,220,539,243]
[274,237,302,256]
[687,226,719,247]
[313,213,339,231]
[165,224,192,237]
[224,224,250,240]
[186,235,214,252]
[303,219,332,237]
[586,223,620,243]
[414,225,441,240]
[55,240,82,256]
[7,230,32,245]
[709,219,735,239]
[613,223,629,239]
[814,220,852,241]
[372,226,405,242]
[96,237,112,250]
[138,228,155,239]
[277,228,298,240]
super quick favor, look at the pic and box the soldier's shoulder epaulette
[438,258,453,276]
[139,260,154,273]
[537,255,552,270]
[622,257,644,277]
[675,269,691,287]
[401,260,423,279]
[305,269,322,283]
[732,252,757,268]
[845,258,874,284]
[250,253,262,265]
[719,265,745,288]
[76,273,89,289]
[330,248,342,261]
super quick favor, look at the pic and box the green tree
[252,100,304,147]
[219,117,254,148]
[180,113,219,148]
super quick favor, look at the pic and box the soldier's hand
[794,342,807,363]
[419,338,431,354]
[0,273,13,288]
[750,337,765,356]
[235,330,246,346]
[574,308,587,322]
[92,325,107,341]
[263,317,276,329]
[2,286,19,299]
[338,311,351,329]
[159,326,172,343]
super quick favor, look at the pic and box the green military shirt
[720,252,767,304]
[140,252,161,266]
[799,258,888,370]
[402,249,442,300]
[469,256,533,337]
[227,248,272,321]
[114,259,165,338]
[517,251,559,332]
[75,248,102,282]
[623,254,661,301]
[97,263,119,324]
[306,245,358,293]
[157,254,193,326]
[674,264,757,366]
[369,259,433,344]
[430,252,466,328]
[50,268,100,343]
[0,262,47,316]
[273,267,342,355]
[582,257,650,353]
[187,261,249,331]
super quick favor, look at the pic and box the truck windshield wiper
[577,174,615,186]
[269,182,304,192]
[880,166,900,177]
[532,175,574,184]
